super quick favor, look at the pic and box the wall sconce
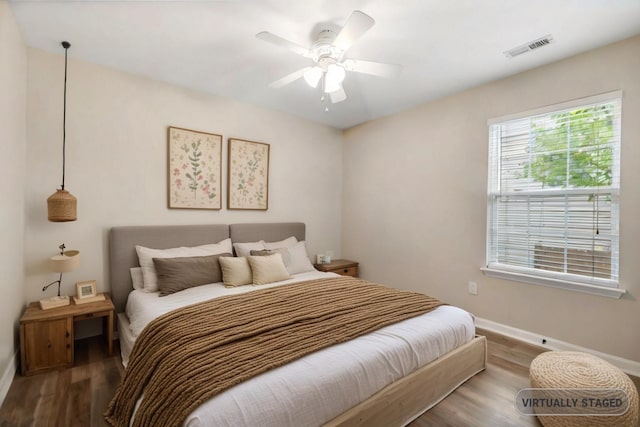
[47,41,77,222]
[40,243,80,310]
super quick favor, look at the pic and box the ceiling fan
[256,10,402,104]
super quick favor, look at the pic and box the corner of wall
[0,0,28,407]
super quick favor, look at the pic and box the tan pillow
[153,253,231,296]
[219,256,253,287]
[247,253,291,285]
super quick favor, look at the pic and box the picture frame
[168,126,222,210]
[76,280,97,300]
[227,138,270,210]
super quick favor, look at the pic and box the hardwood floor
[410,329,545,427]
[0,330,637,426]
[0,338,123,427]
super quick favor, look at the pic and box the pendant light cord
[61,41,70,190]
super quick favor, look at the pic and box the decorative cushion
[250,248,291,266]
[135,239,232,292]
[153,253,231,296]
[219,256,253,288]
[247,253,291,285]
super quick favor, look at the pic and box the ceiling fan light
[304,67,323,88]
[324,64,346,93]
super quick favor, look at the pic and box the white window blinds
[487,92,621,289]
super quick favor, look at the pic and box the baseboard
[0,351,17,407]
[475,317,640,378]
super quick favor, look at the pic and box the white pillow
[219,256,253,287]
[233,236,297,257]
[233,240,266,258]
[264,236,298,250]
[286,241,316,274]
[248,253,291,285]
[135,238,233,292]
[130,267,144,290]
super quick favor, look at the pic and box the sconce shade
[50,250,80,273]
[47,189,77,222]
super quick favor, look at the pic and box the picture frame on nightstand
[76,280,97,299]
[73,280,105,304]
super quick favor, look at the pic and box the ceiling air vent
[504,34,554,58]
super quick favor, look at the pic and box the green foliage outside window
[525,104,615,188]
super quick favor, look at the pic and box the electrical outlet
[468,281,478,295]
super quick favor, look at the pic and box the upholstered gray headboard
[109,224,230,314]
[109,222,305,314]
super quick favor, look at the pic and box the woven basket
[529,351,639,427]
[47,189,77,222]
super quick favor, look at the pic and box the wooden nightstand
[19,293,115,376]
[314,259,359,277]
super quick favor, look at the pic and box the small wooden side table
[314,259,359,277]
[19,293,115,376]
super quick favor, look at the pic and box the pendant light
[47,41,77,222]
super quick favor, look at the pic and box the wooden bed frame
[108,222,486,426]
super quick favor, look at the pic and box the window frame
[483,91,625,299]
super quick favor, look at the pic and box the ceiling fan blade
[341,59,402,79]
[269,67,313,89]
[329,86,347,103]
[256,31,310,57]
[333,10,375,53]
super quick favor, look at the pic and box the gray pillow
[153,253,231,296]
[250,248,291,266]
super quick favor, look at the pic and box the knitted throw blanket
[105,276,445,427]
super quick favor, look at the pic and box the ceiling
[10,0,640,129]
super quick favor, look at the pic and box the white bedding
[126,270,342,337]
[123,271,475,427]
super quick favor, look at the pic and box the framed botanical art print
[227,138,270,210]
[168,126,222,210]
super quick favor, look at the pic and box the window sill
[480,267,626,299]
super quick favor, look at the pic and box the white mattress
[122,271,475,427]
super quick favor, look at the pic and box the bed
[108,222,486,427]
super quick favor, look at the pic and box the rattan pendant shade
[47,41,77,222]
[47,189,77,222]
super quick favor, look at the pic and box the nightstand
[19,293,115,376]
[314,259,359,277]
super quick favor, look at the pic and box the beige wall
[24,48,344,307]
[343,35,640,361]
[0,0,27,378]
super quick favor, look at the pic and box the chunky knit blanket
[105,276,445,427]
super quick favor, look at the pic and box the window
[484,92,624,298]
